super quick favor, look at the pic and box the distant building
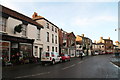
[115,41,120,52]
[97,37,113,54]
[59,29,76,57]
[67,32,76,57]
[76,34,92,56]
[59,29,68,55]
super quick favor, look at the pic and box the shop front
[1,34,34,65]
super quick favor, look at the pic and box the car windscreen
[46,52,49,57]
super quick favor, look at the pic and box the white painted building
[1,5,43,62]
[32,12,59,54]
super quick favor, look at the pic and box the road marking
[110,62,120,69]
[78,61,83,64]
[15,72,50,78]
[62,64,76,70]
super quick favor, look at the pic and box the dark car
[60,53,70,62]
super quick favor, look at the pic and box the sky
[1,0,119,44]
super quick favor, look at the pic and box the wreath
[14,24,23,33]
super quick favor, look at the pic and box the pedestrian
[80,52,83,60]
[15,52,21,64]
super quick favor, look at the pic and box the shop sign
[2,35,34,43]
[0,42,10,47]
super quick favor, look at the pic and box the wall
[36,19,59,53]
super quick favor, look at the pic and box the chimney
[81,34,84,37]
[108,37,110,40]
[100,37,103,40]
[94,40,96,43]
[32,12,38,18]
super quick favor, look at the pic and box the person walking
[80,52,83,60]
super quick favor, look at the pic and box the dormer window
[0,17,7,32]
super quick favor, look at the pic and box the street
[2,54,119,79]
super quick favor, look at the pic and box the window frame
[22,24,27,36]
[37,29,40,40]
[0,17,7,32]
[52,34,54,43]
[47,32,49,42]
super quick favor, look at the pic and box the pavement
[2,54,120,79]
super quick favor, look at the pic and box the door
[39,48,42,60]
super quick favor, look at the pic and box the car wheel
[69,59,71,61]
[52,60,55,65]
[65,59,67,62]
[60,59,62,63]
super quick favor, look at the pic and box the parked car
[94,51,99,55]
[60,53,70,62]
[41,52,62,65]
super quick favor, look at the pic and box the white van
[41,52,62,65]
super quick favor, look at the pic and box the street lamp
[115,27,120,42]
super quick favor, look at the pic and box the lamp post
[115,28,120,42]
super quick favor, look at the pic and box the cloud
[71,15,117,28]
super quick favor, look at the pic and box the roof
[67,32,76,38]
[32,12,59,29]
[103,39,113,41]
[77,35,91,40]
[0,5,43,29]
[97,43,105,45]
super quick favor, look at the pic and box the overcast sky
[1,0,119,44]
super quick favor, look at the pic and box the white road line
[78,61,83,64]
[62,64,76,70]
[15,72,50,78]
[110,62,120,69]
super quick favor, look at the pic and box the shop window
[11,43,19,56]
[0,41,10,61]
[20,43,32,58]
[22,24,27,36]
[37,29,40,40]
[47,32,49,42]
[34,46,38,56]
[0,17,7,32]
[52,34,54,43]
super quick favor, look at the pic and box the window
[52,34,54,43]
[47,32,49,42]
[46,23,49,29]
[47,46,49,51]
[52,26,54,31]
[37,29,40,40]
[55,28,57,33]
[34,46,38,56]
[0,17,7,32]
[22,24,27,36]
[52,47,54,52]
[55,36,57,44]
[46,52,49,57]
[56,47,57,52]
